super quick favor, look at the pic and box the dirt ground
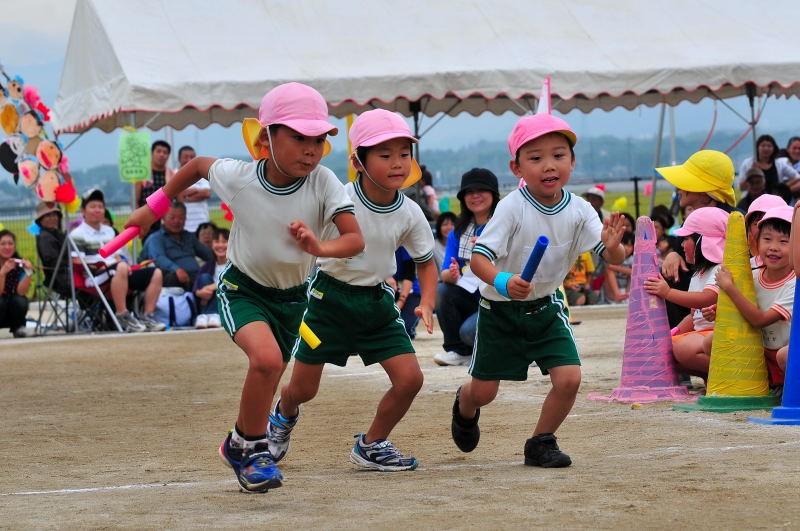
[2,304,799,529]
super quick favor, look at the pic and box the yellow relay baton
[299,321,321,349]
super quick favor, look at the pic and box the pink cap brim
[276,119,339,137]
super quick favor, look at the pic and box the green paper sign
[118,130,151,182]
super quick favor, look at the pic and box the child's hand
[125,205,159,237]
[414,304,434,334]
[386,276,397,293]
[506,274,532,300]
[288,220,322,255]
[701,303,717,322]
[643,274,670,298]
[715,266,734,291]
[661,251,689,282]
[601,212,625,249]
[448,257,461,279]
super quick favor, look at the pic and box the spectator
[142,201,213,290]
[783,136,800,171]
[103,208,118,235]
[176,146,213,232]
[193,227,228,329]
[737,134,799,198]
[393,246,421,339]
[136,140,174,238]
[195,221,218,251]
[620,212,636,235]
[433,168,499,366]
[34,202,69,295]
[70,189,165,333]
[0,229,33,337]
[602,231,635,303]
[583,185,609,220]
[563,252,599,306]
[420,165,440,220]
[433,211,457,279]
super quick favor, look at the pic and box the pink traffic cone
[589,217,693,403]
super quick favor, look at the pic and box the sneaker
[433,351,471,366]
[451,386,480,452]
[115,311,146,333]
[195,314,209,329]
[523,433,572,468]
[207,314,222,328]
[267,400,299,463]
[349,434,419,471]
[140,312,166,332]
[218,433,283,492]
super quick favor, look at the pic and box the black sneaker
[451,386,480,452]
[524,433,572,468]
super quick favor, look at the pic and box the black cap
[457,168,499,201]
[81,188,105,209]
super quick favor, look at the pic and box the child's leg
[777,345,789,371]
[365,353,423,442]
[458,377,500,419]
[534,365,581,436]
[233,321,288,437]
[279,360,325,417]
[673,333,711,374]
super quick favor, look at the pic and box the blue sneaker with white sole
[218,432,283,492]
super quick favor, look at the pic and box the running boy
[716,205,794,390]
[450,114,625,467]
[126,83,364,492]
[268,109,437,472]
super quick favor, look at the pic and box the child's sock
[231,425,267,450]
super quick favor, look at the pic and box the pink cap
[349,109,417,150]
[673,207,729,264]
[758,205,794,227]
[745,194,787,226]
[508,114,577,156]
[258,82,338,136]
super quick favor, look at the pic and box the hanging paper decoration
[0,60,76,205]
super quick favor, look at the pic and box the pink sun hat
[758,205,794,227]
[349,109,421,188]
[745,194,787,226]
[673,207,729,264]
[507,114,578,156]
[241,82,338,160]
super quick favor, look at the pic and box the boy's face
[261,126,327,182]
[82,200,105,226]
[212,236,228,259]
[757,225,791,272]
[152,145,170,169]
[509,133,574,206]
[355,137,413,197]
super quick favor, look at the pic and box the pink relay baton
[98,226,140,258]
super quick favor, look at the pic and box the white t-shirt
[317,179,434,286]
[690,265,721,332]
[473,188,605,301]
[70,221,117,286]
[208,158,354,289]
[754,268,795,349]
[183,178,211,233]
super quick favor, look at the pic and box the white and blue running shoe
[349,434,419,472]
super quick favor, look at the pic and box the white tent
[53,0,800,135]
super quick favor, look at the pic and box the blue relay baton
[520,235,549,282]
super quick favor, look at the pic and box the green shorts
[471,291,580,381]
[216,264,308,363]
[293,271,414,366]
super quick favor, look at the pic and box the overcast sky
[2,0,798,172]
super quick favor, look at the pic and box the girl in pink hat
[716,206,794,392]
[126,82,365,493]
[644,207,728,383]
[268,109,437,472]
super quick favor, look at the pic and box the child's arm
[716,266,784,328]
[126,157,216,234]
[606,263,632,276]
[414,259,438,334]
[672,313,694,335]
[603,270,627,302]
[600,213,626,265]
[643,274,718,309]
[289,212,364,258]
[470,253,532,300]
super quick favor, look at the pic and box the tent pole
[746,83,758,157]
[410,101,421,161]
[649,102,667,215]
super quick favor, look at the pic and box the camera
[14,259,24,268]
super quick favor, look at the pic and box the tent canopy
[53,0,800,134]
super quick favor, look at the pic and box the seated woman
[193,228,229,328]
[0,230,33,337]
[34,202,70,296]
